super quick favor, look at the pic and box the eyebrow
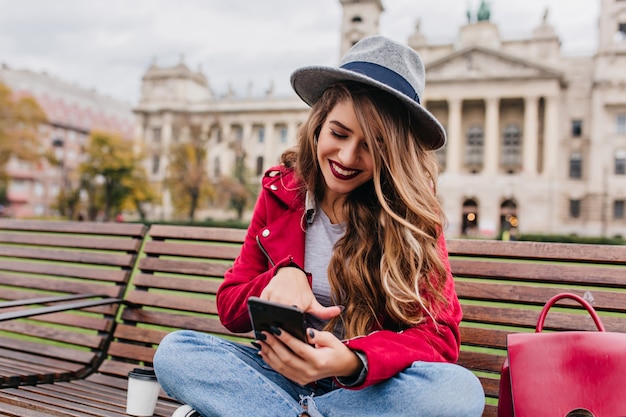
[328,120,354,133]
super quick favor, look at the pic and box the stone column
[484,97,500,174]
[542,95,559,178]
[264,121,274,167]
[523,96,539,176]
[160,112,173,220]
[446,97,463,175]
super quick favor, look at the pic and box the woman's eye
[330,130,348,139]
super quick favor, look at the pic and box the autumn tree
[212,139,258,221]
[79,130,154,221]
[0,82,47,204]
[165,126,213,221]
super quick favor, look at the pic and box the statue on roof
[542,7,550,24]
[477,0,491,21]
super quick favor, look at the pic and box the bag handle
[535,292,606,332]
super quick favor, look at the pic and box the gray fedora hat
[290,35,446,150]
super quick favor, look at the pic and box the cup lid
[128,367,157,380]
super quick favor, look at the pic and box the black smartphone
[247,296,308,343]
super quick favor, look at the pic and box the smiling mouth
[329,160,360,180]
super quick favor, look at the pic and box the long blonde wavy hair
[282,82,449,339]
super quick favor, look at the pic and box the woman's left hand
[257,328,362,386]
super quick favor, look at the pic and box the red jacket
[217,165,462,389]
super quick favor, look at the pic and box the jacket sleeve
[216,187,295,333]
[340,234,462,389]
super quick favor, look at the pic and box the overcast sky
[0,0,599,106]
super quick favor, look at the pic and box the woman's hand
[257,327,362,386]
[260,267,342,320]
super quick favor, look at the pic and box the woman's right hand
[260,266,342,320]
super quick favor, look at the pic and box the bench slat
[137,257,231,277]
[0,233,142,252]
[452,259,626,286]
[147,224,247,242]
[131,273,222,294]
[0,247,135,267]
[447,239,626,265]
[0,219,145,237]
[143,240,241,260]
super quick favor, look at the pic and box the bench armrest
[0,295,123,322]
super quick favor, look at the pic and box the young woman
[154,35,485,417]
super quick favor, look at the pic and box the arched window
[500,199,519,240]
[462,199,479,236]
[351,16,363,23]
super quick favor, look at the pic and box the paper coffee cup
[126,367,160,416]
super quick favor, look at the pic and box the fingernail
[255,332,267,341]
[250,341,262,350]
[269,326,281,336]
[337,305,345,312]
[308,328,315,339]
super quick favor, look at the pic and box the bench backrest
[448,239,626,417]
[96,224,248,380]
[0,219,147,386]
[87,226,626,417]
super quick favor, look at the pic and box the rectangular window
[212,126,222,143]
[465,126,484,168]
[152,155,160,174]
[616,150,626,175]
[571,119,582,137]
[569,153,582,179]
[569,199,581,219]
[619,22,626,35]
[232,125,243,141]
[618,114,626,135]
[213,156,221,178]
[256,156,264,176]
[258,127,265,144]
[614,200,625,219]
[152,127,161,143]
[9,178,28,193]
[279,126,288,144]
[501,124,522,170]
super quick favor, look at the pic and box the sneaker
[172,404,200,417]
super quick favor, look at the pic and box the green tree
[165,126,213,221]
[0,82,47,204]
[79,130,154,221]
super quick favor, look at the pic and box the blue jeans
[153,330,485,417]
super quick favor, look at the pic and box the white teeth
[332,163,357,176]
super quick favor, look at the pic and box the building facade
[136,0,626,238]
[0,66,135,218]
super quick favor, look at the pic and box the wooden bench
[0,219,147,388]
[0,225,247,417]
[0,222,624,417]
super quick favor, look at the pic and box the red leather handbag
[497,293,626,417]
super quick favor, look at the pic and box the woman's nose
[338,140,360,165]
